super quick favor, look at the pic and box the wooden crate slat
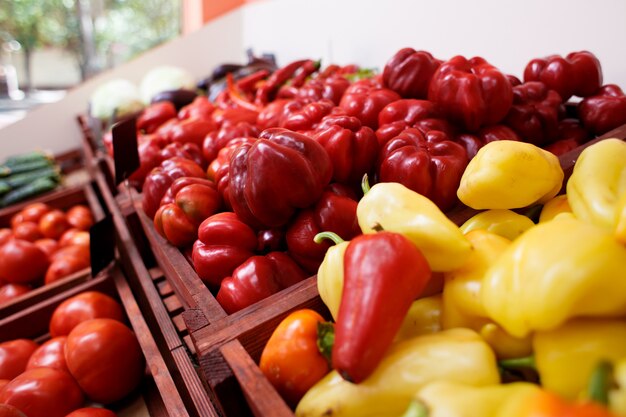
[157,280,174,298]
[170,346,219,417]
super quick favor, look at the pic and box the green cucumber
[0,177,58,207]
[0,159,55,177]
[5,167,60,189]
[0,181,10,195]
[3,151,53,168]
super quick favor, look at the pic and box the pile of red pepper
[104,48,625,314]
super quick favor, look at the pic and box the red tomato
[44,255,89,285]
[51,245,89,263]
[0,239,50,284]
[0,229,13,246]
[26,337,68,372]
[0,379,10,391]
[0,404,27,417]
[65,408,118,417]
[0,283,31,304]
[58,229,90,248]
[0,339,39,380]
[65,319,144,404]
[34,238,58,258]
[12,222,43,242]
[19,203,52,224]
[9,214,24,229]
[0,367,83,417]
[66,205,94,231]
[49,291,124,337]
[38,210,70,240]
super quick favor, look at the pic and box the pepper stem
[587,360,614,405]
[361,174,371,195]
[314,231,345,246]
[401,400,429,417]
[499,356,536,369]
[316,322,335,368]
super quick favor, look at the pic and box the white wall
[2,0,626,159]
[241,0,626,87]
[0,9,245,159]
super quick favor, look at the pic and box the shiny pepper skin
[382,48,441,99]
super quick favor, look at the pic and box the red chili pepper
[290,60,321,88]
[376,99,456,147]
[227,73,262,112]
[332,231,432,383]
[339,79,401,130]
[524,51,603,101]
[229,128,333,229]
[137,102,177,134]
[286,184,361,274]
[382,48,441,99]
[456,125,520,160]
[216,252,308,314]
[192,212,258,288]
[202,121,259,162]
[142,157,206,219]
[255,59,310,106]
[313,114,379,187]
[503,81,563,145]
[428,56,513,132]
[378,128,468,211]
[236,69,270,92]
[578,84,626,135]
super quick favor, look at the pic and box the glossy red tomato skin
[0,229,13,246]
[44,255,89,285]
[0,284,31,304]
[49,291,124,337]
[65,318,145,404]
[0,239,50,284]
[0,403,27,417]
[34,238,58,259]
[12,222,43,242]
[0,367,84,417]
[38,210,70,240]
[19,203,52,224]
[0,339,39,380]
[66,205,94,231]
[65,408,118,417]
[26,337,68,372]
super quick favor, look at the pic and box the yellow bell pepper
[610,359,626,415]
[442,230,532,359]
[566,138,626,234]
[404,381,540,417]
[459,209,535,240]
[315,232,349,320]
[295,329,500,417]
[533,319,626,400]
[357,182,471,272]
[614,191,626,245]
[481,216,626,338]
[457,140,564,210]
[395,295,442,342]
[539,194,572,223]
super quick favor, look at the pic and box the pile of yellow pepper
[268,138,626,416]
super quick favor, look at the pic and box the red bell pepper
[382,48,441,99]
[523,51,603,101]
[313,114,379,187]
[202,120,259,162]
[503,81,563,145]
[507,74,522,87]
[142,157,206,218]
[378,128,468,211]
[229,128,333,229]
[429,56,513,132]
[255,59,312,106]
[297,74,351,105]
[280,99,338,134]
[544,138,579,156]
[376,99,456,147]
[557,118,589,144]
[154,177,222,246]
[168,117,217,147]
[212,107,259,128]
[257,228,287,254]
[216,252,308,314]
[332,231,431,383]
[137,102,177,134]
[159,141,206,169]
[339,79,401,130]
[256,99,296,131]
[192,212,257,287]
[209,137,258,210]
[578,84,626,135]
[178,96,215,120]
[456,125,520,160]
[127,134,168,186]
[286,184,361,274]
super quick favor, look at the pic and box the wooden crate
[87,150,220,417]
[0,183,106,318]
[0,265,190,417]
